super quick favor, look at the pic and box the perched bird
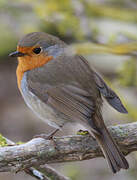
[9,32,129,173]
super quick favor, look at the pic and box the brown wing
[94,71,128,113]
[29,81,99,133]
[47,85,94,120]
[77,55,127,113]
[26,54,102,133]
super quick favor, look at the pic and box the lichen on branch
[0,122,137,174]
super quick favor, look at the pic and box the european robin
[9,32,129,173]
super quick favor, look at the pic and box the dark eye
[33,47,41,54]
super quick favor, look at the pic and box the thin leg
[34,128,60,140]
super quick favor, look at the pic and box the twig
[24,168,49,180]
[36,165,70,180]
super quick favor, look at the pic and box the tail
[92,116,129,173]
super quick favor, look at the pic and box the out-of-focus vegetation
[0,0,137,180]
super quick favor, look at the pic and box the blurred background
[0,0,137,179]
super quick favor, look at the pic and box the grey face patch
[44,45,65,58]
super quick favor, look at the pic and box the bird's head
[9,32,65,89]
[9,32,65,71]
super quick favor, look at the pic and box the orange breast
[16,48,53,90]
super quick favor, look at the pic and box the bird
[9,32,129,173]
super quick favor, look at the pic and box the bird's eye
[33,47,41,54]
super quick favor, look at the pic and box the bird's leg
[34,128,60,140]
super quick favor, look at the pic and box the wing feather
[94,71,128,114]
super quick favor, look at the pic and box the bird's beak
[9,51,25,57]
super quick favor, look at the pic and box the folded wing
[94,71,128,113]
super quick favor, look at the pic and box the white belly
[20,73,65,129]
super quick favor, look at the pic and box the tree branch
[0,122,137,173]
[2,136,70,180]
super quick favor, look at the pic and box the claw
[34,129,60,140]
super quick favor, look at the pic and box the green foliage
[63,165,80,180]
[16,141,24,145]
[77,130,89,135]
[127,105,137,122]
[33,0,84,40]
[0,134,7,147]
[0,27,17,58]
[118,59,137,87]
[85,2,137,22]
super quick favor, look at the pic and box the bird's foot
[34,128,59,140]
[34,129,61,151]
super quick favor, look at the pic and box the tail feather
[94,127,129,173]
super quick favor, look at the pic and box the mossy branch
[0,122,137,174]
[0,135,70,180]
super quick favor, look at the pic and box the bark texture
[0,122,137,173]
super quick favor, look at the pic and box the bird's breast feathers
[20,72,66,128]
